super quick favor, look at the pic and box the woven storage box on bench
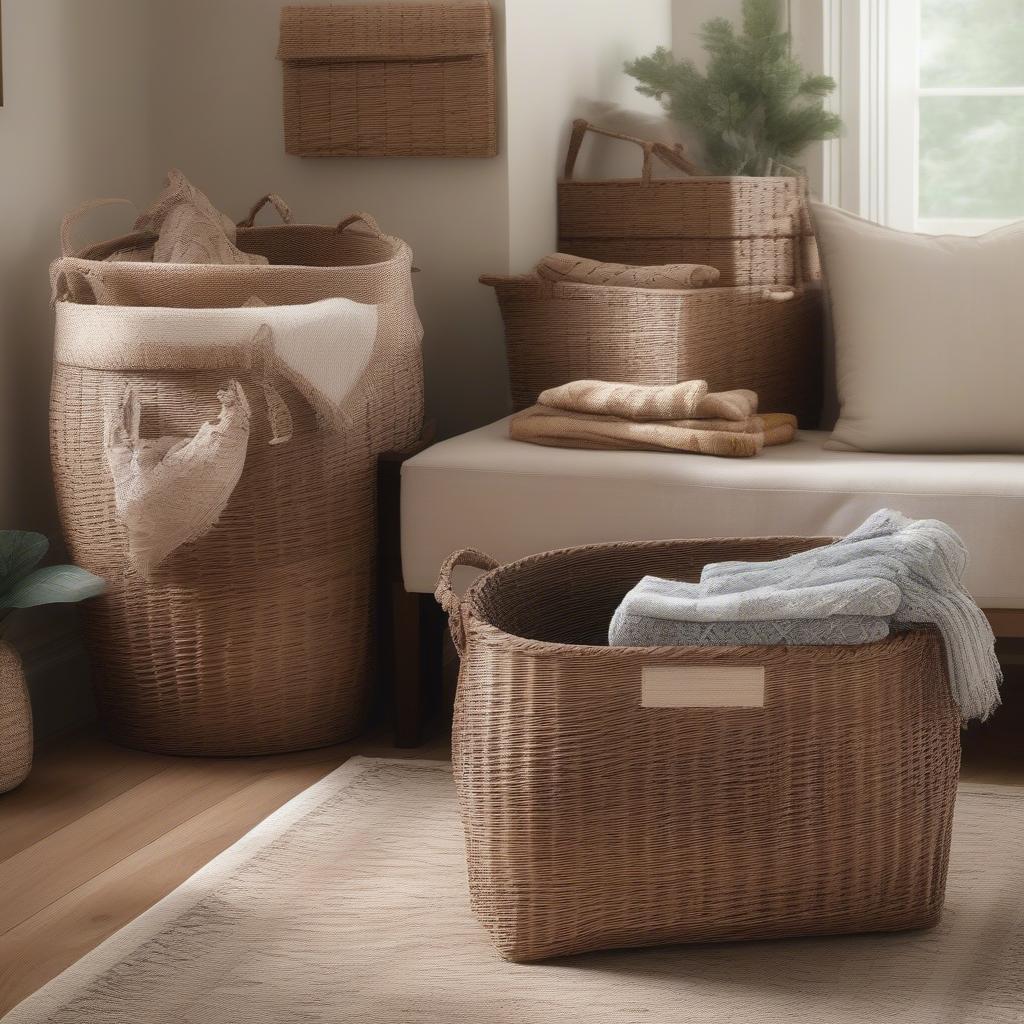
[278,3,497,158]
[481,273,823,427]
[438,538,961,962]
[49,201,424,756]
[558,120,820,287]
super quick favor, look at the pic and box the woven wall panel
[279,4,497,158]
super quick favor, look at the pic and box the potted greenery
[0,532,104,793]
[625,0,841,176]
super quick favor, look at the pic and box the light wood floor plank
[0,759,281,934]
[0,761,337,1015]
[0,733,176,862]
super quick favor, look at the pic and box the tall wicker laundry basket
[49,203,423,755]
[438,537,961,962]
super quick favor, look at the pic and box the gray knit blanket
[609,510,1001,721]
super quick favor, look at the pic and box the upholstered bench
[393,416,1024,744]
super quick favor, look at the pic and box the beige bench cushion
[401,418,1024,608]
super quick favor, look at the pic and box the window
[824,0,1024,234]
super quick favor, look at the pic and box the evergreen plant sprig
[625,0,841,176]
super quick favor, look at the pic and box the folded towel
[536,253,720,289]
[613,575,903,625]
[609,614,891,648]
[694,509,1000,721]
[510,405,797,457]
[761,412,798,447]
[536,380,759,422]
[511,407,766,457]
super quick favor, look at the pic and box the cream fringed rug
[5,758,1024,1024]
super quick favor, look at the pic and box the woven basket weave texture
[483,274,823,428]
[49,214,423,756]
[558,120,820,287]
[0,641,33,794]
[443,537,961,962]
[278,3,497,158]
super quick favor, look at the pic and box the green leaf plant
[0,531,105,630]
[625,0,842,176]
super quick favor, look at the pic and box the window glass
[919,96,1024,219]
[920,0,1024,87]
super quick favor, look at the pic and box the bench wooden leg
[391,587,446,748]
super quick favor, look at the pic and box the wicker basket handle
[563,118,701,183]
[434,548,500,657]
[762,287,796,302]
[238,193,293,228]
[337,212,386,238]
[60,198,138,257]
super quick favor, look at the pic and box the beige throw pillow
[812,202,1024,453]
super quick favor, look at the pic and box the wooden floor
[0,724,450,1015]
[1,670,1021,1016]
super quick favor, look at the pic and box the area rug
[4,757,1023,1024]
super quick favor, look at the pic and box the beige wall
[505,0,672,271]
[0,0,156,733]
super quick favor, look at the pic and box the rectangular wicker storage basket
[437,538,962,962]
[481,273,823,428]
[278,3,497,158]
[558,120,820,287]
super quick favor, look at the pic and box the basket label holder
[641,665,765,708]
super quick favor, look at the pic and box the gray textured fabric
[614,575,902,623]
[609,613,891,648]
[699,509,1001,722]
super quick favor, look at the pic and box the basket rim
[64,223,412,272]
[459,534,943,661]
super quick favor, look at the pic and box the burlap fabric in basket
[481,273,823,427]
[557,120,821,288]
[436,538,961,962]
[49,201,423,756]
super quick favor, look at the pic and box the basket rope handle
[337,212,386,238]
[562,118,701,183]
[238,193,293,228]
[60,198,139,257]
[434,548,500,657]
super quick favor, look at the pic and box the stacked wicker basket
[485,120,824,427]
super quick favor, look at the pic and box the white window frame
[821,0,1022,234]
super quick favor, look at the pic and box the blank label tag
[641,665,765,708]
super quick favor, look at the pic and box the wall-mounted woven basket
[558,120,820,288]
[481,273,823,428]
[278,3,497,158]
[49,200,424,756]
[439,537,961,962]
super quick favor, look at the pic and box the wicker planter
[438,538,961,962]
[0,640,32,794]
[49,206,424,756]
[482,273,823,427]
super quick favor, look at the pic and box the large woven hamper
[438,538,961,962]
[481,273,823,427]
[277,3,497,158]
[558,120,820,287]
[49,207,423,756]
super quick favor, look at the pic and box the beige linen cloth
[132,169,268,266]
[537,379,759,422]
[510,407,796,457]
[513,380,796,457]
[54,297,379,577]
[536,253,719,289]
